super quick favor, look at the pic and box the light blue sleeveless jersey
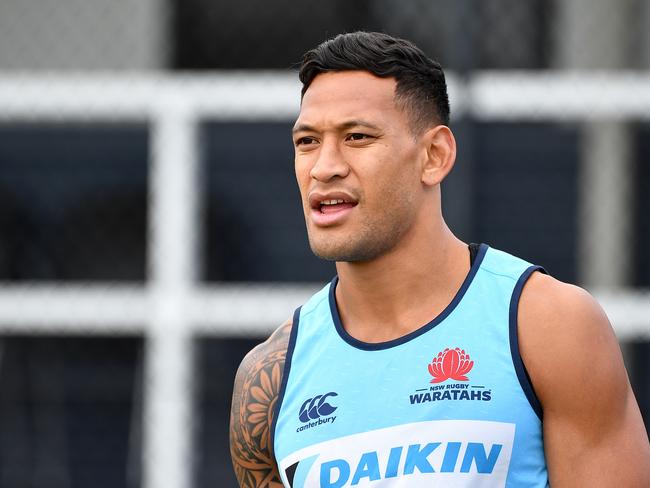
[272,244,549,487]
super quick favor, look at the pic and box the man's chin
[309,241,376,263]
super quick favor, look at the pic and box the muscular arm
[230,319,292,487]
[519,273,650,486]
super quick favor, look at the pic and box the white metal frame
[0,71,649,488]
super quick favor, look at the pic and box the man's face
[293,70,426,262]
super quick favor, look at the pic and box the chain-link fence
[0,1,649,487]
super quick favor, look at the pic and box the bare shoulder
[230,318,293,488]
[518,271,650,485]
[519,270,608,327]
[517,271,623,402]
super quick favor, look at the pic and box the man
[230,31,650,487]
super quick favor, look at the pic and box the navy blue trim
[509,265,546,420]
[270,306,301,460]
[329,243,489,350]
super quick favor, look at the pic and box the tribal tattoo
[230,320,292,487]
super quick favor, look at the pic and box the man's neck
[334,223,470,344]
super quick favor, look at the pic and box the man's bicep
[520,276,650,485]
[230,321,291,487]
[543,380,650,486]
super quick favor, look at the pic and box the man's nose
[309,140,350,182]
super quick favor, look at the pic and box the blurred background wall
[0,1,649,487]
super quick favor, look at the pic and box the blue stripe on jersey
[509,265,546,419]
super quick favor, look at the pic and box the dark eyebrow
[292,123,316,135]
[292,119,381,135]
[338,120,381,131]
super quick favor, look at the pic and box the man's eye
[296,136,317,146]
[347,133,370,141]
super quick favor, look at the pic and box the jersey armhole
[509,265,546,420]
[270,306,301,463]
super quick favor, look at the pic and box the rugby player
[230,31,650,487]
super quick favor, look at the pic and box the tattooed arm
[230,319,292,487]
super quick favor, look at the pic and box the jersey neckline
[328,243,489,351]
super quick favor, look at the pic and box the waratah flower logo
[428,347,474,383]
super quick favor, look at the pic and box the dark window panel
[472,122,579,282]
[0,125,148,281]
[172,0,550,71]
[0,336,143,488]
[203,122,335,282]
[193,337,262,488]
[173,0,373,69]
[475,0,552,70]
[634,124,650,287]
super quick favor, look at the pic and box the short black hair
[298,31,450,132]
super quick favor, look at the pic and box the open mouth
[318,199,357,214]
[308,192,358,226]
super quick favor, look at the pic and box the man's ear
[420,125,457,187]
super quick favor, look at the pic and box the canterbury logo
[429,347,474,383]
[298,392,338,423]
